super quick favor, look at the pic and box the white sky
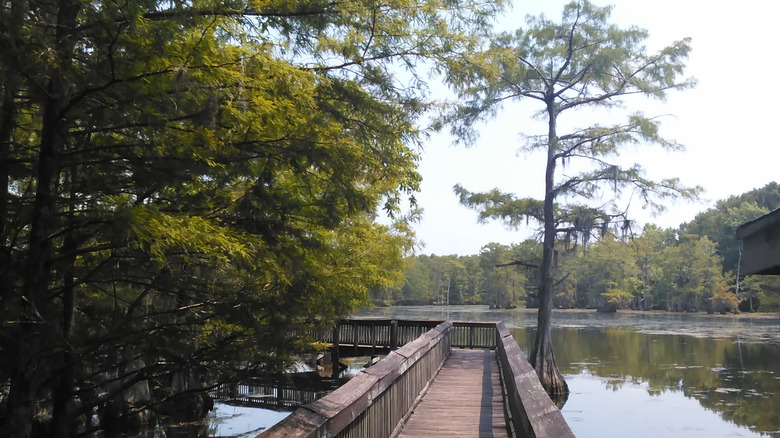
[410,0,779,256]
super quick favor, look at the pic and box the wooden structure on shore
[736,208,780,275]
[259,319,573,438]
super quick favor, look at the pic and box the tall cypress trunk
[0,0,26,309]
[1,1,81,436]
[0,69,16,309]
[50,173,79,438]
[529,94,569,399]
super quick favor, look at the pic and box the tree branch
[496,259,538,268]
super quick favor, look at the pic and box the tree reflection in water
[511,326,779,438]
[359,306,779,437]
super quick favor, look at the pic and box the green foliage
[400,181,780,314]
[0,0,504,434]
[479,243,529,308]
[387,241,537,307]
[454,184,544,225]
[572,236,639,311]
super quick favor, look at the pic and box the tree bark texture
[529,95,569,397]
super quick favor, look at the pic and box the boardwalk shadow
[479,349,495,435]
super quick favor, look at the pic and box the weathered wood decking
[398,349,508,437]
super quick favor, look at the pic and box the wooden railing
[495,322,575,438]
[321,318,496,354]
[324,319,440,355]
[211,374,333,410]
[260,321,453,438]
[451,320,497,349]
[260,319,573,438]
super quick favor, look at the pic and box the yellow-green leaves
[1,0,510,431]
[125,205,257,267]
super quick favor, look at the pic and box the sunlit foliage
[0,0,503,435]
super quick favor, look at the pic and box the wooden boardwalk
[398,349,509,437]
[262,321,574,438]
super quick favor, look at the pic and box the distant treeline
[371,182,780,313]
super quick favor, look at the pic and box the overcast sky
[408,0,779,256]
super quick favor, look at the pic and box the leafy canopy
[0,0,504,434]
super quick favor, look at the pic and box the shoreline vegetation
[369,302,780,316]
[370,183,780,315]
[357,306,780,346]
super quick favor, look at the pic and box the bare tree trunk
[529,95,569,398]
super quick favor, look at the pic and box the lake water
[358,306,780,438]
[207,403,290,437]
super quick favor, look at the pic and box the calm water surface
[359,306,780,437]
[207,403,290,437]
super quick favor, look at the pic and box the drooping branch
[496,259,538,268]
[454,184,545,226]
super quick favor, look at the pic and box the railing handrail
[495,322,575,438]
[324,318,498,351]
[260,321,453,438]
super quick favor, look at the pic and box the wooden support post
[352,320,359,356]
[390,320,398,350]
[370,321,376,356]
[331,324,340,379]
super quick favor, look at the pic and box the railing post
[390,319,398,350]
[370,320,376,356]
[331,323,341,379]
[352,320,359,356]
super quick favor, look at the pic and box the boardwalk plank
[397,349,509,438]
